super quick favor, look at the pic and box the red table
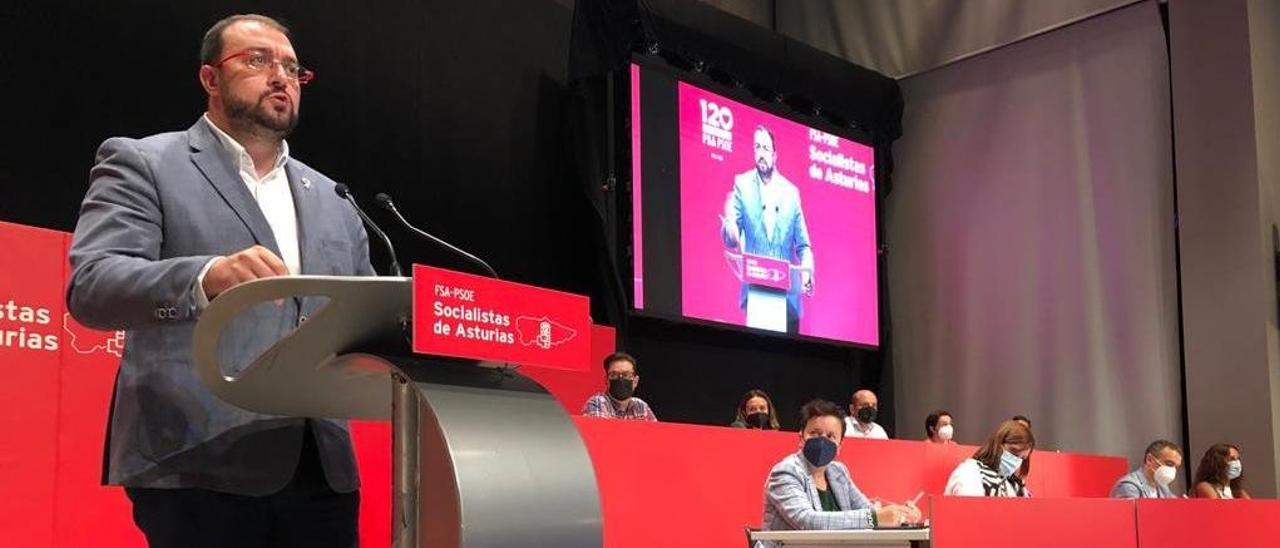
[931,496,1137,548]
[1136,498,1280,546]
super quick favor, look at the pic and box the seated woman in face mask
[943,420,1034,497]
[731,389,781,430]
[1192,443,1251,499]
[757,400,920,547]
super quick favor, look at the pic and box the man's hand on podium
[791,265,814,297]
[203,245,290,299]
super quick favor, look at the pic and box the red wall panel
[1136,499,1280,546]
[0,222,69,547]
[931,497,1137,548]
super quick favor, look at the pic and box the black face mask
[608,377,634,400]
[746,412,771,429]
[855,406,877,424]
[802,436,838,468]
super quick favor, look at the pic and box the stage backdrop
[887,1,1182,472]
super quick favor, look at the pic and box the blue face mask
[1227,460,1243,480]
[999,450,1024,478]
[802,436,838,468]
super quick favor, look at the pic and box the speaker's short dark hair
[800,399,846,437]
[200,14,290,65]
[1145,439,1181,457]
[602,351,637,374]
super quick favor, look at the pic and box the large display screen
[630,61,879,347]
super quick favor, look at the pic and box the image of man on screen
[721,125,814,333]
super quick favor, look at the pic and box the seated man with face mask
[1111,440,1183,498]
[757,400,919,547]
[581,352,657,421]
[844,389,889,439]
[925,410,955,444]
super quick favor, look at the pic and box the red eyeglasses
[211,48,315,85]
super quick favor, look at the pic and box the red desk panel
[576,418,794,548]
[931,496,1137,548]
[1136,499,1280,547]
[843,438,930,506]
[1039,451,1131,497]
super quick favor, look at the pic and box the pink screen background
[677,81,879,346]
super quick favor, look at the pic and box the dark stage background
[0,0,902,432]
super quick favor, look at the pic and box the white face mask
[999,450,1024,478]
[1227,460,1242,480]
[1154,465,1177,487]
[937,424,954,441]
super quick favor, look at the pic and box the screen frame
[621,53,886,350]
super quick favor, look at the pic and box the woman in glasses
[943,420,1035,497]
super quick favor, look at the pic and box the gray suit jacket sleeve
[1110,476,1145,499]
[67,137,216,330]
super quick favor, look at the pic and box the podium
[741,253,792,332]
[192,274,602,547]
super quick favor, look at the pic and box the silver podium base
[192,276,603,547]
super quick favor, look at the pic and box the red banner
[411,264,591,372]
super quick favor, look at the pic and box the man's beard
[756,161,774,181]
[225,91,297,141]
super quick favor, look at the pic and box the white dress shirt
[758,173,784,243]
[194,114,299,307]
[843,417,889,439]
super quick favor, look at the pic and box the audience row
[579,352,1254,541]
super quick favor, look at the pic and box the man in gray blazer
[721,125,815,333]
[67,14,372,547]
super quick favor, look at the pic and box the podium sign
[742,253,791,290]
[412,264,591,372]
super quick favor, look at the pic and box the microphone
[374,193,500,279]
[334,183,402,276]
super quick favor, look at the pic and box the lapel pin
[301,177,312,190]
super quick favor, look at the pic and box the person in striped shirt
[944,420,1035,497]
